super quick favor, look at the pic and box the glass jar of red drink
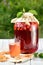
[14,21,39,54]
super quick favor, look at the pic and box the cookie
[0,54,8,62]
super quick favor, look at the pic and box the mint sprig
[17,9,38,18]
[34,52,43,58]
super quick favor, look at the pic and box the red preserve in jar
[14,21,39,54]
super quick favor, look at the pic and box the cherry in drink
[14,22,39,54]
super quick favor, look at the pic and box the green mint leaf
[29,10,38,15]
[23,8,25,13]
[17,12,23,18]
[39,53,43,58]
[34,53,38,57]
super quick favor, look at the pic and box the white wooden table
[0,38,43,65]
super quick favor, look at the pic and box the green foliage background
[0,0,43,38]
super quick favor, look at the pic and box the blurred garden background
[0,0,43,38]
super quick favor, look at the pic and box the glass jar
[14,21,39,54]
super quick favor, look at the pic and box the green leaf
[23,8,25,13]
[39,53,43,58]
[29,10,38,15]
[34,53,38,57]
[17,12,23,18]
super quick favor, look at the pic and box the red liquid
[14,22,39,54]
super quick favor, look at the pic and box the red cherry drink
[14,22,39,54]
